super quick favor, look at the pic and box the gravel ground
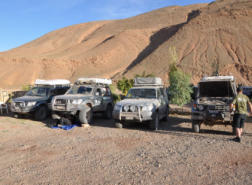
[0,114,251,185]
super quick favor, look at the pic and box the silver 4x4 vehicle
[10,79,70,120]
[51,78,114,125]
[113,77,169,130]
[191,76,237,133]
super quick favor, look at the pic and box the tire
[150,112,159,131]
[162,107,169,121]
[115,122,123,128]
[34,106,48,121]
[192,120,200,133]
[104,104,113,119]
[79,105,93,125]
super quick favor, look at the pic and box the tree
[116,77,134,95]
[168,46,192,106]
[169,68,192,106]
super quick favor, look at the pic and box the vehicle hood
[117,98,159,106]
[13,96,48,102]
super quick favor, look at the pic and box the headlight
[27,101,36,106]
[198,105,204,111]
[123,105,129,112]
[129,105,136,112]
[114,104,122,111]
[141,104,154,111]
[72,99,83,104]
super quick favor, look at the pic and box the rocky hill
[0,0,251,88]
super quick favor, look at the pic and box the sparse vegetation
[21,84,32,91]
[134,71,155,78]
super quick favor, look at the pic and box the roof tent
[134,77,163,86]
[35,79,70,86]
[76,78,112,85]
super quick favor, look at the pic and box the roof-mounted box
[201,76,234,82]
[35,79,70,86]
[134,77,163,86]
[76,78,112,85]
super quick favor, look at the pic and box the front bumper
[192,110,233,122]
[113,110,153,122]
[10,105,36,114]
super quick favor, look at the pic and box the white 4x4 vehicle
[51,78,114,126]
[113,77,169,130]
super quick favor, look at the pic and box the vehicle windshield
[126,88,156,99]
[26,87,50,97]
[67,85,93,95]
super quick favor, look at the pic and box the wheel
[104,104,113,119]
[34,106,48,121]
[12,113,20,118]
[150,112,159,130]
[115,122,123,128]
[192,120,200,133]
[162,106,169,121]
[79,105,93,125]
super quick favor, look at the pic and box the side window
[57,88,68,95]
[96,88,102,96]
[104,87,111,96]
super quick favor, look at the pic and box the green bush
[116,77,134,95]
[109,84,121,104]
[168,64,192,106]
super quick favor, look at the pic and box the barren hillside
[0,0,251,88]
[123,0,252,85]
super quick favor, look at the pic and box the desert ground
[0,113,251,185]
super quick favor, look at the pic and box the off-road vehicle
[113,77,169,130]
[10,79,70,120]
[51,78,114,125]
[191,76,237,133]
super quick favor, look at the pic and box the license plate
[211,114,216,117]
[126,116,134,120]
[15,107,21,111]
[209,110,219,113]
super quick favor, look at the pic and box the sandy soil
[0,114,251,185]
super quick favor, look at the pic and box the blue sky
[0,0,212,52]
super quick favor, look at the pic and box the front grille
[55,99,67,105]
[15,102,25,107]
[208,105,225,110]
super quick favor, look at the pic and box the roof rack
[35,79,70,86]
[76,78,112,85]
[134,77,163,86]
